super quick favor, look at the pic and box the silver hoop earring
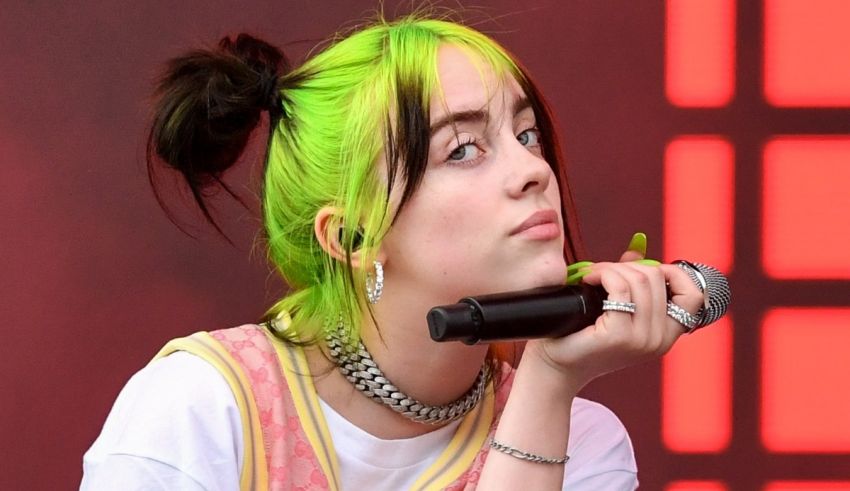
[365,260,384,304]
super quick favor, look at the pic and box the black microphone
[427,261,730,345]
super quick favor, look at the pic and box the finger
[622,263,670,351]
[658,264,705,343]
[615,264,667,350]
[623,262,667,315]
[660,264,703,314]
[578,261,613,286]
[618,233,647,262]
[597,266,632,318]
[619,250,644,262]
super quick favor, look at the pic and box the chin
[494,263,567,293]
[450,257,567,297]
[525,260,569,289]
[522,273,566,290]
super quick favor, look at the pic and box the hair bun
[219,33,289,115]
[147,33,289,236]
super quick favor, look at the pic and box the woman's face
[380,45,567,304]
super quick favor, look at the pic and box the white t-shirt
[81,352,638,490]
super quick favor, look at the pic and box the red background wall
[2,1,848,489]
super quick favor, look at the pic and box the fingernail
[636,258,661,266]
[567,260,594,272]
[566,267,592,285]
[628,232,647,256]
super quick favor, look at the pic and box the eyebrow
[429,95,533,136]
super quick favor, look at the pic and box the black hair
[146,33,289,238]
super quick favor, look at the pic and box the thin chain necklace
[325,318,490,425]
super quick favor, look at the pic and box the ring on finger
[667,301,699,333]
[602,300,637,314]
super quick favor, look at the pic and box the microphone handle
[428,284,607,345]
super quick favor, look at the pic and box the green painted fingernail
[567,261,594,272]
[566,267,592,285]
[636,258,661,266]
[628,233,647,256]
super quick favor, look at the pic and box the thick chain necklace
[325,319,490,425]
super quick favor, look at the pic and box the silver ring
[667,301,699,333]
[602,300,637,314]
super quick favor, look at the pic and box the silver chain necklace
[325,319,490,425]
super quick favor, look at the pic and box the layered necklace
[325,318,490,425]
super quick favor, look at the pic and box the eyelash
[445,137,483,166]
[519,128,542,148]
[444,128,542,166]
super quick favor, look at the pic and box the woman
[82,14,702,490]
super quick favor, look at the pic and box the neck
[362,280,489,406]
[308,281,489,439]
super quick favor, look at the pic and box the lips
[511,209,560,237]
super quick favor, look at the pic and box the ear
[314,206,385,269]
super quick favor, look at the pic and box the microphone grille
[676,261,731,328]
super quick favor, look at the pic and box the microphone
[427,261,730,345]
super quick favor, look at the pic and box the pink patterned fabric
[212,324,329,490]
[210,324,514,490]
[443,371,514,490]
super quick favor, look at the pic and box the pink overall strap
[442,366,516,490]
[212,324,332,490]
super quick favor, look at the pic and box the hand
[525,234,704,393]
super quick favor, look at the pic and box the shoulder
[569,397,633,458]
[563,397,638,489]
[82,351,243,490]
[115,350,243,429]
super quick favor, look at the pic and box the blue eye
[518,128,541,147]
[447,140,482,164]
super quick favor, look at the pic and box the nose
[504,135,553,199]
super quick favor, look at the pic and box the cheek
[546,172,564,219]
[411,190,493,252]
[384,182,497,278]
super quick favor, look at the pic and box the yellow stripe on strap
[409,383,495,491]
[153,332,269,491]
[265,330,342,491]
